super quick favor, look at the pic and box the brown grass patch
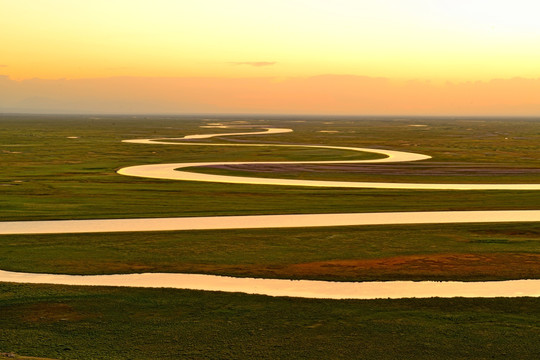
[282,253,540,280]
[185,253,540,281]
[16,303,88,323]
[210,163,540,176]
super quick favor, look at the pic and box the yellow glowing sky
[2,0,540,115]
[3,0,540,81]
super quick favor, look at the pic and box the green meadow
[1,114,539,359]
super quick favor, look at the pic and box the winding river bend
[118,128,540,190]
[1,126,539,299]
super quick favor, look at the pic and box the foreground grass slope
[1,283,540,360]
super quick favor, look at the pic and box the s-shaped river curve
[118,127,539,190]
[1,126,539,299]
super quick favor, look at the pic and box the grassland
[1,114,539,358]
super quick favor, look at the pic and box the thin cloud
[0,65,7,67]
[228,61,276,67]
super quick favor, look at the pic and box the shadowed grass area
[1,283,540,360]
[1,223,538,281]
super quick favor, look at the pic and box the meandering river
[1,126,539,299]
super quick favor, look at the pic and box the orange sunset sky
[2,0,540,115]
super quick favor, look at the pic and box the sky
[2,0,540,115]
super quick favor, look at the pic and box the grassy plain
[1,114,539,358]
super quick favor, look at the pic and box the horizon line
[2,111,540,120]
